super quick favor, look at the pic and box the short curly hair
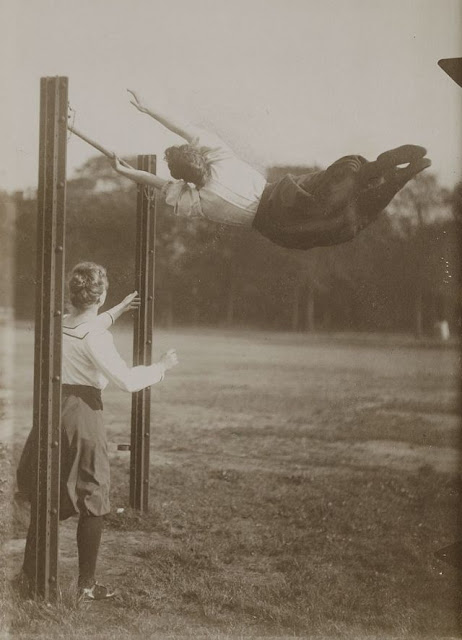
[68,262,108,310]
[164,144,211,188]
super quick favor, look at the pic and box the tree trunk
[414,287,423,338]
[305,283,315,332]
[191,285,199,325]
[164,291,173,329]
[292,285,301,332]
[225,276,235,327]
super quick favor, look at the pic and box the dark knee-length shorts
[17,385,110,520]
[252,155,369,250]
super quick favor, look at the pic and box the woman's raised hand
[127,89,149,114]
[120,291,141,313]
[111,154,132,173]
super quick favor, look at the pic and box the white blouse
[61,315,165,392]
[162,130,267,226]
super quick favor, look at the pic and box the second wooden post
[129,155,157,512]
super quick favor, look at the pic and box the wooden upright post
[30,76,68,600]
[129,156,157,511]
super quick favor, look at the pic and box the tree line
[11,156,461,336]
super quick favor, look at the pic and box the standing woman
[17,262,178,600]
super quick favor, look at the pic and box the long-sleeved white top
[61,316,165,392]
[161,130,267,226]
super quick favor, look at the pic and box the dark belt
[62,384,103,411]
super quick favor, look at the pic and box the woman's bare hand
[160,349,179,371]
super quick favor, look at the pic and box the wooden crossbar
[67,124,134,168]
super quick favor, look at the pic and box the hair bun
[164,144,211,188]
[67,262,108,311]
[70,273,88,290]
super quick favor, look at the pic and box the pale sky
[1,0,461,191]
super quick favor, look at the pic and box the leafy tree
[13,155,460,336]
[387,172,454,336]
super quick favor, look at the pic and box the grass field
[1,324,461,639]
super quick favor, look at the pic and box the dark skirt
[252,155,373,250]
[17,385,111,520]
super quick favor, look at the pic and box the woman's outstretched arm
[94,291,141,331]
[111,155,168,189]
[86,331,178,393]
[127,89,204,143]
